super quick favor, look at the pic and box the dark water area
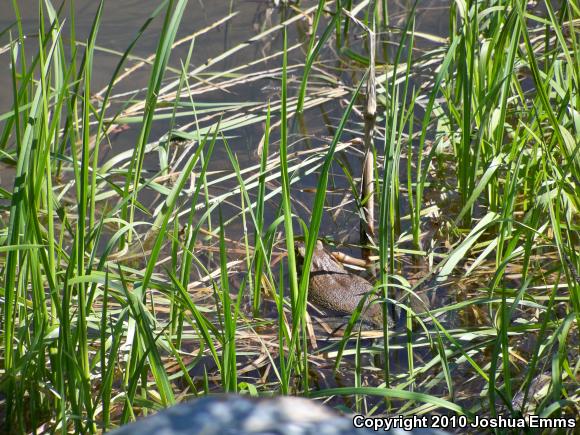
[0,0,452,277]
[0,0,449,188]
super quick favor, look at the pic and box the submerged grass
[0,0,579,433]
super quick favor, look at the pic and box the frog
[295,240,395,328]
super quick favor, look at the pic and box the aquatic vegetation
[0,0,578,432]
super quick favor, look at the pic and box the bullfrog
[295,240,394,328]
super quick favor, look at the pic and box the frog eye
[316,240,323,249]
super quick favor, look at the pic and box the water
[0,0,449,185]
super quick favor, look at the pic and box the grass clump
[0,0,578,433]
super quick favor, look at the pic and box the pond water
[0,0,454,288]
[0,0,449,186]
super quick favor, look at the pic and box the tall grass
[0,0,579,433]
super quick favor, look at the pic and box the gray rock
[108,395,449,435]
